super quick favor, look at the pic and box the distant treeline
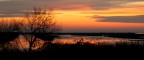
[54,32,135,35]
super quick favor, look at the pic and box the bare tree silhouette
[20,7,61,51]
[21,7,60,33]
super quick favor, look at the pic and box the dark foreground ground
[0,43,144,60]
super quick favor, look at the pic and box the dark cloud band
[0,0,144,17]
[92,15,144,23]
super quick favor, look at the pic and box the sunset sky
[0,0,144,33]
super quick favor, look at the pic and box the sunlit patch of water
[3,35,45,51]
[52,35,131,45]
[1,35,144,52]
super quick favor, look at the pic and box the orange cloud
[81,7,144,16]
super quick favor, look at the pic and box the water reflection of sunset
[3,35,144,51]
[4,35,45,51]
[52,36,129,45]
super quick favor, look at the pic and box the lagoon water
[53,35,128,44]
[1,35,144,51]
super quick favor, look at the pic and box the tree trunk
[29,42,33,52]
[29,37,37,52]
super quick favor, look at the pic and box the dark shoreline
[0,32,144,39]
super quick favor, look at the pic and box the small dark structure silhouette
[34,33,58,41]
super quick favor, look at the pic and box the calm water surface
[1,35,144,51]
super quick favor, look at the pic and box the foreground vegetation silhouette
[0,41,144,60]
